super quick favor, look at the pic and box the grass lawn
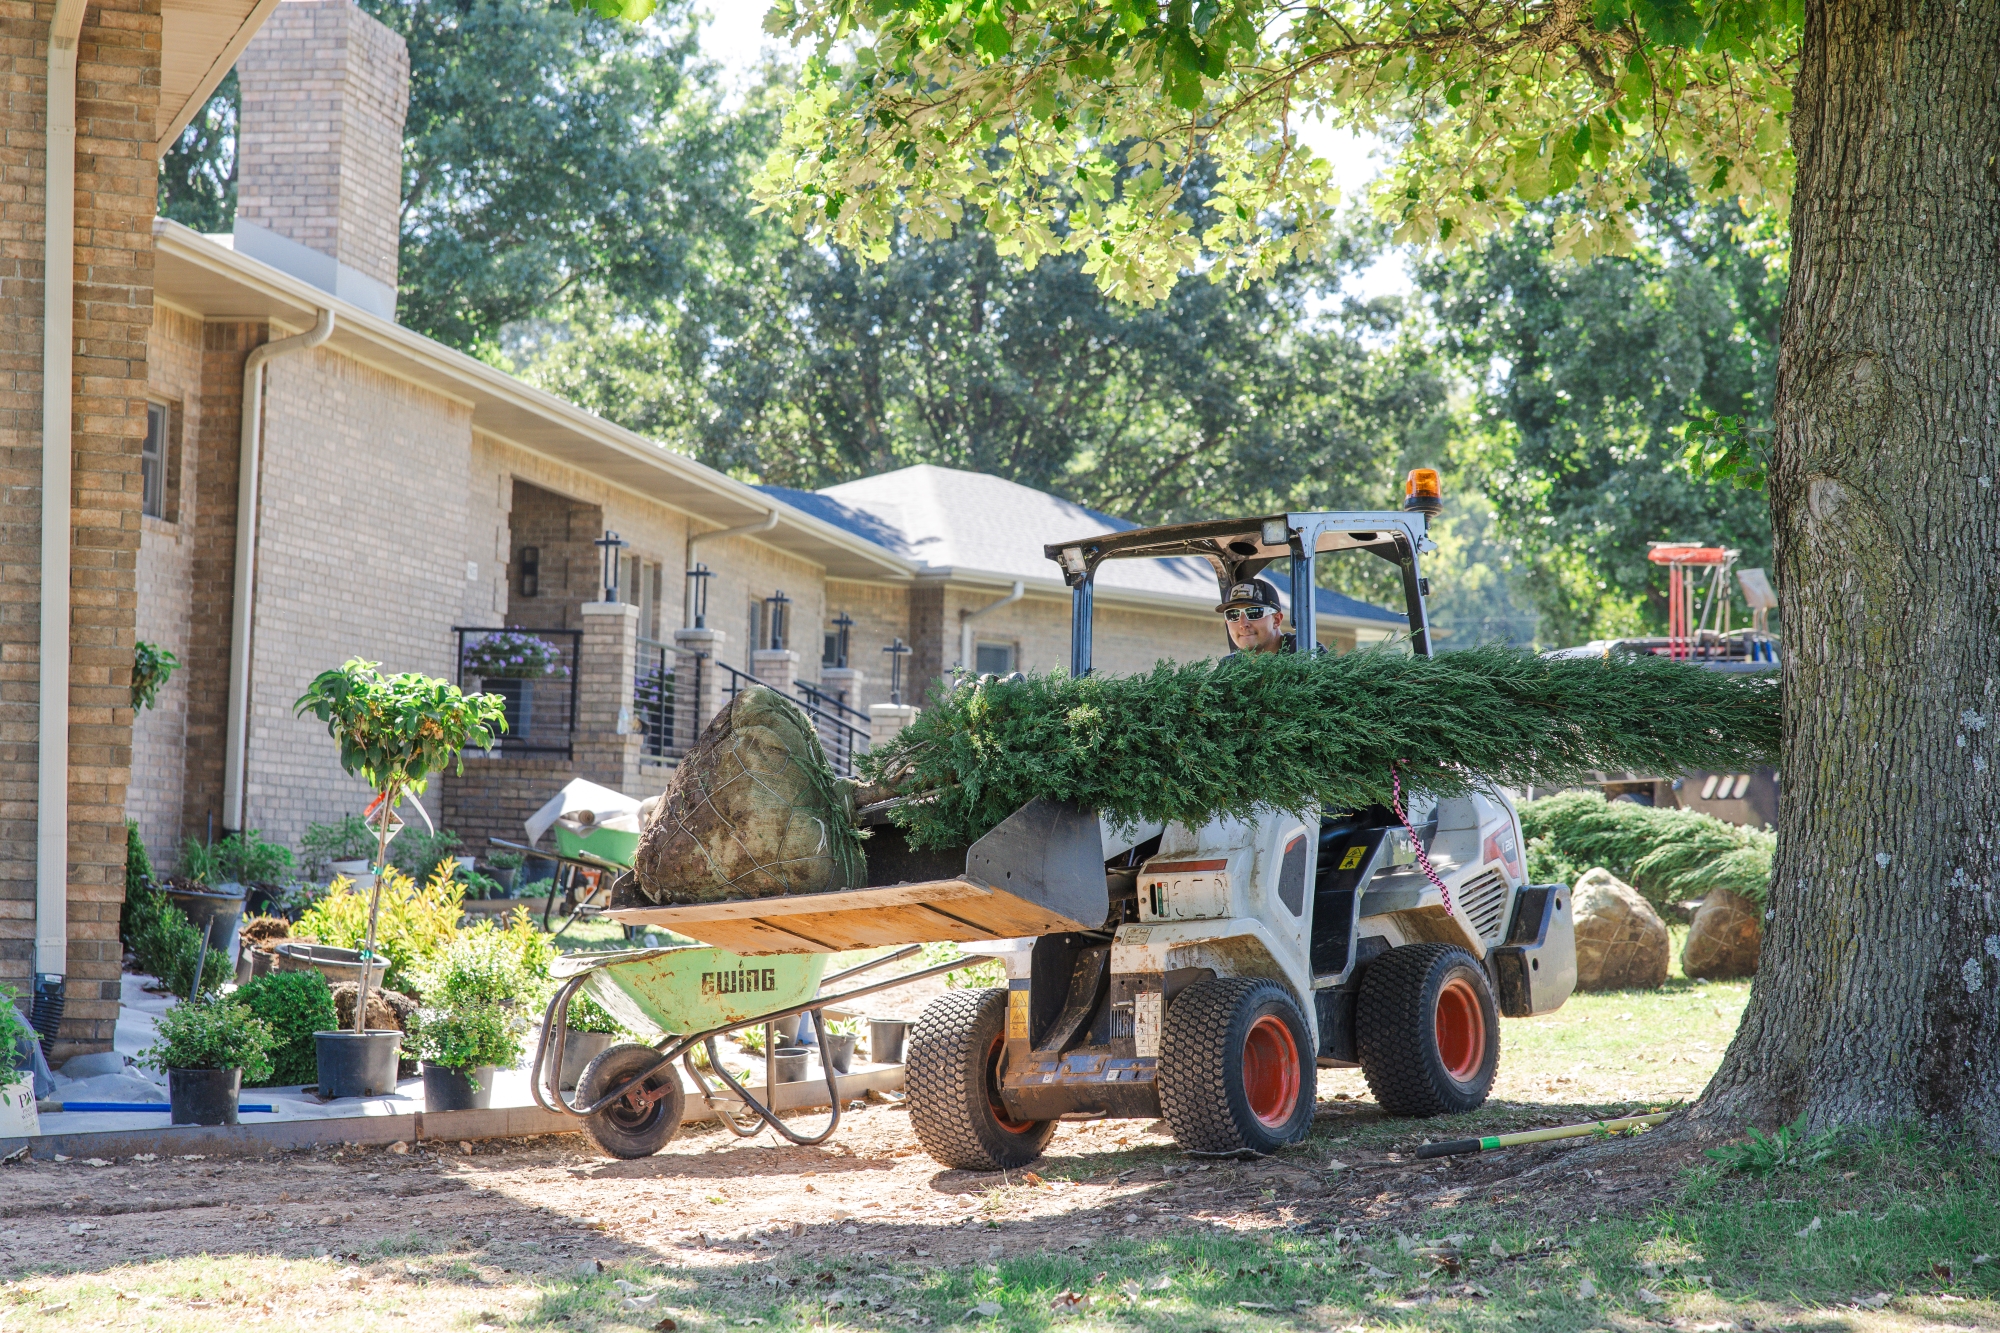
[4,949,1993,1333]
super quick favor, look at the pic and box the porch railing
[635,636,676,759]
[719,662,870,778]
[454,627,583,759]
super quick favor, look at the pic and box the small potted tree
[410,934,531,1111]
[139,997,276,1126]
[294,659,506,1099]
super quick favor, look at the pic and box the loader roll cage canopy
[1043,511,1435,676]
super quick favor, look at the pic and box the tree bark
[1693,0,2000,1143]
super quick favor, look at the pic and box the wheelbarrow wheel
[577,1043,685,1159]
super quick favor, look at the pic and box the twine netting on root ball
[862,644,1780,851]
[634,684,867,904]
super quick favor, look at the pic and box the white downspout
[682,509,779,628]
[960,581,1026,670]
[35,0,89,1004]
[222,310,335,833]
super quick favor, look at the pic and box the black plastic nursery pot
[560,1030,617,1092]
[161,885,246,956]
[822,1032,857,1074]
[421,1061,497,1111]
[867,1018,909,1065]
[167,1067,242,1126]
[314,1029,403,1098]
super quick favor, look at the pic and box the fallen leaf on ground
[1237,1302,1278,1311]
[1854,1293,1892,1309]
[1145,1274,1173,1291]
[1637,1287,1667,1305]
[1796,1217,1821,1238]
[970,1302,1002,1318]
[1577,1278,1598,1299]
[1050,1291,1089,1314]
[1490,1240,1509,1258]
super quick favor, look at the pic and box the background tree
[1421,174,1784,644]
[752,0,2000,1142]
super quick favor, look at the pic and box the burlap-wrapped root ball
[634,685,866,905]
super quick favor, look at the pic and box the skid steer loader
[605,475,1577,1167]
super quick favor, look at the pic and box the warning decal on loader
[1008,988,1030,1039]
[1338,845,1367,870]
[1134,992,1162,1057]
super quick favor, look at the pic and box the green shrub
[390,827,463,884]
[140,997,275,1080]
[123,885,230,999]
[121,820,154,946]
[1,980,32,1088]
[132,640,180,711]
[233,971,335,1086]
[410,1005,519,1074]
[566,991,624,1035]
[181,829,295,887]
[1519,790,1772,909]
[487,849,525,872]
[299,815,375,879]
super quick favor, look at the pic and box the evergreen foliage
[232,971,337,1087]
[123,886,231,1000]
[1519,790,1773,910]
[864,646,1779,850]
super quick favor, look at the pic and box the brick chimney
[232,0,410,321]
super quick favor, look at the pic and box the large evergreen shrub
[1519,790,1772,909]
[122,885,231,1000]
[864,645,1780,850]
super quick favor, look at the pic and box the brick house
[8,0,1404,1059]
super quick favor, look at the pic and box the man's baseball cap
[1217,578,1284,613]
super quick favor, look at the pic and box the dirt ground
[0,1070,1694,1277]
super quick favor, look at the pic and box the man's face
[1226,605,1285,652]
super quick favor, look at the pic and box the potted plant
[821,1014,862,1074]
[410,934,531,1111]
[557,991,625,1092]
[0,981,37,1138]
[487,849,525,893]
[460,629,567,739]
[294,659,506,1099]
[138,996,275,1126]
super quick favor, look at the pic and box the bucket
[560,1030,618,1092]
[773,1014,804,1044]
[0,1077,38,1137]
[774,1047,811,1083]
[867,1018,910,1065]
[328,860,374,888]
[277,943,388,990]
[161,885,246,957]
[167,1067,241,1126]
[313,1029,403,1098]
[421,1062,497,1111]
[234,951,255,986]
[822,1032,857,1074]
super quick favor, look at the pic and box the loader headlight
[1260,518,1289,548]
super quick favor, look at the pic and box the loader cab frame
[1043,511,1437,673]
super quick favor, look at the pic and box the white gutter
[959,581,1026,670]
[222,310,335,832]
[36,0,88,991]
[683,509,780,627]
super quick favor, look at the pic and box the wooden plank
[671,916,840,954]
[604,878,990,926]
[759,903,1007,951]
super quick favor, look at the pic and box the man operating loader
[1220,578,1296,654]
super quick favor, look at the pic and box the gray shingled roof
[759,465,1405,626]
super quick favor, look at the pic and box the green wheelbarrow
[530,942,977,1158]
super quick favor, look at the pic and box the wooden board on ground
[604,877,1090,953]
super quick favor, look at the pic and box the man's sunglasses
[1223,606,1274,623]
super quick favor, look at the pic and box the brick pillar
[0,0,163,1059]
[575,602,640,793]
[870,704,920,750]
[671,627,728,752]
[752,648,800,696]
[819,666,865,711]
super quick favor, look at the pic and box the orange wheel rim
[1241,1015,1301,1128]
[985,1033,1037,1134]
[1435,977,1486,1082]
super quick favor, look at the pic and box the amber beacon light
[1403,467,1444,516]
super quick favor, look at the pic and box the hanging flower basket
[461,630,569,681]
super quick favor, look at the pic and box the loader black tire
[578,1043,685,1159]
[1356,943,1500,1117]
[1157,978,1314,1154]
[907,988,1054,1171]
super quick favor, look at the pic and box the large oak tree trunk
[1692,0,2000,1142]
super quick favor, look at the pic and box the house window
[747,600,764,658]
[975,641,1016,675]
[823,632,840,668]
[141,402,168,519]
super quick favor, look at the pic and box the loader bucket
[603,798,1112,954]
